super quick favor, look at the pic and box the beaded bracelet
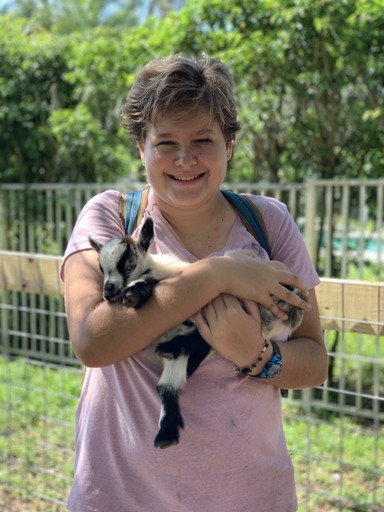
[234,340,270,376]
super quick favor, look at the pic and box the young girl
[61,54,327,512]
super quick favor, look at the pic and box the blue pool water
[332,236,384,254]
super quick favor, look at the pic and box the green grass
[0,357,81,511]
[283,406,384,511]
[0,357,383,511]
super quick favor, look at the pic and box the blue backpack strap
[221,189,271,257]
[123,187,149,234]
[123,187,271,256]
[125,190,143,234]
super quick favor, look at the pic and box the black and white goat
[89,217,307,449]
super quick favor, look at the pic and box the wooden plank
[1,252,384,336]
[0,251,63,296]
[317,278,384,336]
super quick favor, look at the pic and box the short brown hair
[120,54,241,143]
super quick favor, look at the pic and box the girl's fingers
[194,310,204,328]
[275,284,311,311]
[264,300,289,320]
[242,299,261,320]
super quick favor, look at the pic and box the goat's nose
[104,282,115,293]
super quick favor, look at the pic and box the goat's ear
[139,217,154,252]
[89,236,103,253]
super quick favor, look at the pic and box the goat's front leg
[259,286,308,339]
[120,278,158,308]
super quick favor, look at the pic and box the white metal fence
[1,179,383,279]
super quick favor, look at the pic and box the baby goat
[89,217,307,449]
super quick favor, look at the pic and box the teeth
[173,174,200,181]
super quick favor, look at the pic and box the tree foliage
[0,0,383,184]
[1,0,140,32]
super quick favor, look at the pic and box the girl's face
[138,110,233,212]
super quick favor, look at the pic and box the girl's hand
[211,252,311,320]
[194,294,266,368]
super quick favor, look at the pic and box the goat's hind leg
[186,331,211,377]
[154,356,188,449]
[156,327,210,373]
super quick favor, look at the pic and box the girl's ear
[138,143,145,162]
[226,139,234,161]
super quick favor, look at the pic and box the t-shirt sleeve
[248,195,320,290]
[60,190,125,280]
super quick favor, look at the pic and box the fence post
[304,180,317,264]
[0,190,8,250]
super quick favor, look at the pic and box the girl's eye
[195,138,212,144]
[157,140,174,146]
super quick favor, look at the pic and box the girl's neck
[153,191,237,258]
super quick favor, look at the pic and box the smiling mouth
[170,173,204,181]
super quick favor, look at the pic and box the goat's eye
[99,264,104,275]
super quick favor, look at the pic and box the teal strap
[220,189,271,256]
[125,189,144,234]
[124,188,270,256]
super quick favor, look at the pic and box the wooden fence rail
[0,250,63,295]
[1,250,383,336]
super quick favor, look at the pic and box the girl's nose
[175,147,198,167]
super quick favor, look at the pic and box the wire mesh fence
[0,357,80,512]
[1,179,384,279]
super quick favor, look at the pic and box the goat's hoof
[155,440,177,450]
[154,428,180,449]
[121,293,139,307]
[154,436,179,449]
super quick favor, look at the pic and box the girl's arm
[63,249,310,368]
[195,289,327,389]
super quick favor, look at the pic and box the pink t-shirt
[62,189,319,512]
